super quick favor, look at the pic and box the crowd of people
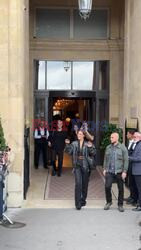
[34,116,141,212]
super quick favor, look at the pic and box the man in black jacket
[49,120,68,177]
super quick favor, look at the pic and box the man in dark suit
[129,132,141,211]
[125,129,138,205]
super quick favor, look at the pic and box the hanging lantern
[64,61,71,72]
[78,0,92,20]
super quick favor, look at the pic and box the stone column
[0,0,9,134]
[24,0,30,127]
[0,0,29,207]
[124,0,141,131]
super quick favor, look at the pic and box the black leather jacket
[65,140,96,169]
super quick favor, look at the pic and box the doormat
[44,168,105,200]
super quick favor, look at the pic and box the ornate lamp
[64,61,71,72]
[78,0,92,20]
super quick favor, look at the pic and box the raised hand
[65,139,70,144]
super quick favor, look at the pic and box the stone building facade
[0,0,140,207]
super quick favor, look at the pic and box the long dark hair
[77,129,85,138]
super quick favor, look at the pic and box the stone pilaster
[0,0,29,207]
[124,0,141,131]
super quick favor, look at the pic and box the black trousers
[105,173,124,206]
[74,167,90,208]
[134,175,141,207]
[34,140,47,168]
[52,149,64,173]
[129,171,138,202]
[47,146,52,164]
[0,180,3,218]
[127,164,138,202]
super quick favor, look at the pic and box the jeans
[105,172,124,206]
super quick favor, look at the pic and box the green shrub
[100,123,123,151]
[0,118,6,151]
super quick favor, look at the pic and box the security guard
[34,120,49,169]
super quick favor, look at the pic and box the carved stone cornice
[30,39,124,52]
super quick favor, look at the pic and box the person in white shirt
[34,120,49,169]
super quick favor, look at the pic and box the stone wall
[0,0,127,206]
[124,0,141,131]
[29,0,124,126]
[0,0,29,207]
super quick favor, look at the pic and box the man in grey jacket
[103,132,128,212]
[129,132,141,211]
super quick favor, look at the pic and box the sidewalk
[0,207,141,250]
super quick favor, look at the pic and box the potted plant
[100,123,123,151]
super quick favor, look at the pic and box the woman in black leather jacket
[65,130,96,210]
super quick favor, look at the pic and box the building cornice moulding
[30,39,124,52]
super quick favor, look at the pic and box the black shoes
[52,170,56,176]
[124,196,132,202]
[76,200,86,210]
[81,200,86,207]
[76,206,81,210]
[126,198,136,205]
[52,170,62,177]
[132,206,141,212]
[104,203,124,212]
[104,202,112,210]
[125,198,137,206]
[118,206,124,212]
[57,172,61,177]
[44,165,49,169]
